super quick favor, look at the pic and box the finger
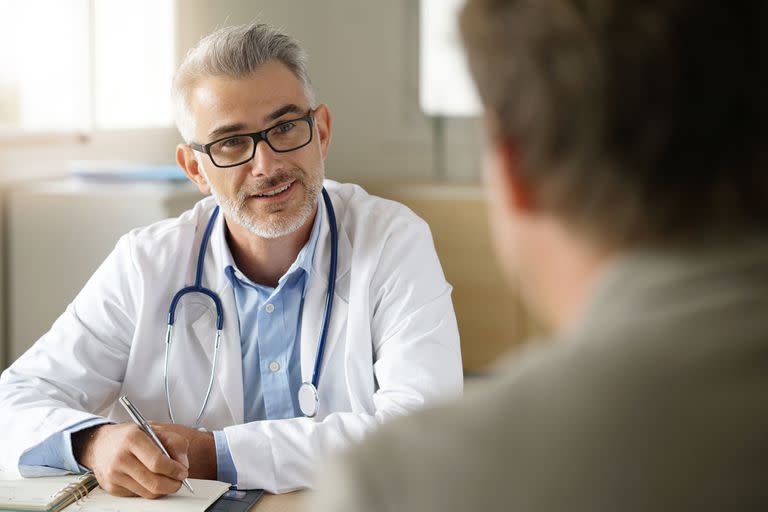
[112,469,163,499]
[120,453,183,498]
[93,469,139,498]
[93,465,145,498]
[148,421,178,431]
[157,430,190,470]
[128,430,189,480]
[99,479,140,498]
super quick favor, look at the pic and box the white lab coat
[0,181,463,493]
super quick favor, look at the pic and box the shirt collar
[217,196,324,297]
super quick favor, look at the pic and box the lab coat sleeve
[223,216,463,493]
[18,417,112,476]
[0,235,139,473]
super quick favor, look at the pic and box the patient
[306,0,768,509]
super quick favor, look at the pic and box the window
[419,0,481,117]
[0,0,174,135]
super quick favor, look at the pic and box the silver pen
[118,395,194,494]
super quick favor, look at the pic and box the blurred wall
[0,0,482,184]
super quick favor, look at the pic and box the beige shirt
[306,238,768,511]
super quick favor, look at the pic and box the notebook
[0,472,96,511]
[0,472,230,512]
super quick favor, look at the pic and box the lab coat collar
[309,184,352,285]
[187,198,242,424]
[298,186,353,391]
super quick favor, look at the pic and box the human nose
[248,139,282,177]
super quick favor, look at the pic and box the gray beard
[201,167,322,239]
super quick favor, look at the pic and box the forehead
[189,60,309,138]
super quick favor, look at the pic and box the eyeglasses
[189,110,315,168]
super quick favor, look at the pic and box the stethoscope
[164,187,338,425]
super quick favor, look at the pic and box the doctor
[0,22,462,496]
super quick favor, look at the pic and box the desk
[251,491,305,511]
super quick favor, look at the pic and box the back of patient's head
[460,0,768,249]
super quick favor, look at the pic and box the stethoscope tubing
[168,204,224,329]
[164,188,337,425]
[309,188,338,390]
[164,204,224,425]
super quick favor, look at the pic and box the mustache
[236,170,302,200]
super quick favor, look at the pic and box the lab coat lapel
[188,207,244,424]
[300,192,351,385]
[188,283,243,424]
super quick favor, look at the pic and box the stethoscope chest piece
[298,382,319,417]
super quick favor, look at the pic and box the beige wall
[365,183,537,373]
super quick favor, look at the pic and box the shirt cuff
[19,417,110,475]
[66,418,112,473]
[214,430,237,486]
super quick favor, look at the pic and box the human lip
[249,180,296,200]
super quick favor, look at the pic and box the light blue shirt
[214,201,322,484]
[21,201,322,487]
[19,417,109,476]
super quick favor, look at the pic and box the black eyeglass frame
[189,110,315,168]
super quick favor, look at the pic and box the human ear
[176,144,211,195]
[494,138,534,214]
[485,115,535,218]
[312,104,332,161]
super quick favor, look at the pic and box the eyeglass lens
[209,119,312,167]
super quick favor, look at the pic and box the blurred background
[0,0,536,375]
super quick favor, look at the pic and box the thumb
[158,431,190,470]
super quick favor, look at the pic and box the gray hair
[172,22,317,142]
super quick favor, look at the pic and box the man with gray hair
[307,0,768,510]
[0,22,462,496]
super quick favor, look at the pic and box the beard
[204,167,323,239]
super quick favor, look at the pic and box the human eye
[273,121,296,134]
[221,136,247,148]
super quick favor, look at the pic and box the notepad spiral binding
[49,474,99,511]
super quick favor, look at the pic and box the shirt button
[265,303,275,313]
[269,361,280,372]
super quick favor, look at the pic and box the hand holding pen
[119,395,195,493]
[72,400,192,499]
